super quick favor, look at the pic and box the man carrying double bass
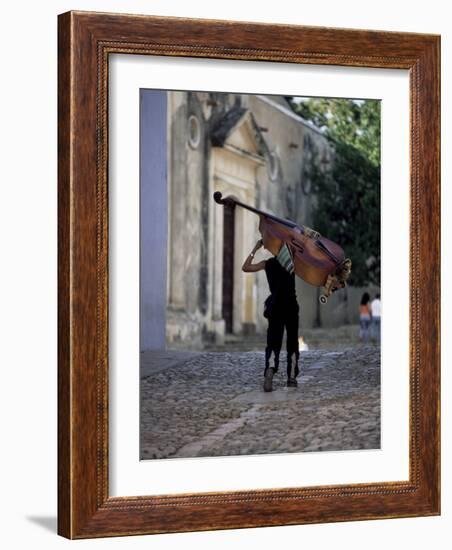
[242,239,300,392]
[215,191,351,393]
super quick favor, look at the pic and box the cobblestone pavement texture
[140,346,380,460]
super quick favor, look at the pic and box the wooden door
[222,205,235,333]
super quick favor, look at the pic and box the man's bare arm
[242,259,266,272]
[242,239,266,272]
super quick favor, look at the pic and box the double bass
[213,191,351,304]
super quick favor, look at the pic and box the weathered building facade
[140,90,376,352]
[166,91,335,349]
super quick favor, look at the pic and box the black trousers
[265,303,300,379]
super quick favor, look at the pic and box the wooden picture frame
[58,10,440,539]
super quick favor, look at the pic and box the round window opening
[267,152,279,181]
[188,114,201,149]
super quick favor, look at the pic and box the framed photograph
[58,11,440,539]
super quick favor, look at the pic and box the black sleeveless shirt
[264,257,298,308]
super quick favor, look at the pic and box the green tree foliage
[287,97,381,286]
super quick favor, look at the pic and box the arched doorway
[207,108,267,342]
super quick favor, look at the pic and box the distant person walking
[359,292,372,343]
[370,293,381,342]
[242,238,300,392]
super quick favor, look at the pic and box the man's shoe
[287,377,298,388]
[264,367,275,392]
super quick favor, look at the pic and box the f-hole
[222,204,235,333]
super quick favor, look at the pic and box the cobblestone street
[140,344,380,460]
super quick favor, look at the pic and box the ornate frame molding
[58,11,440,538]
